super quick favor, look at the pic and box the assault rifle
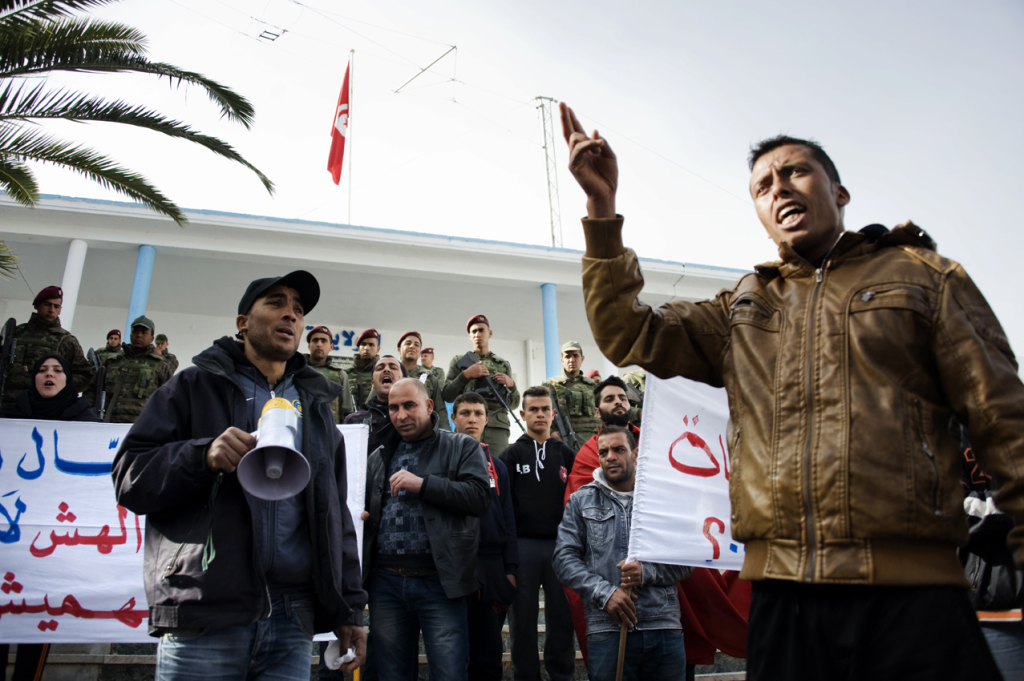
[87,348,107,420]
[624,382,644,408]
[550,390,580,450]
[454,351,525,431]
[0,317,16,409]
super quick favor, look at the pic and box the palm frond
[0,125,186,224]
[0,0,119,27]
[0,149,39,203]
[0,238,18,279]
[0,82,274,192]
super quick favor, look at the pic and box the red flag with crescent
[327,64,350,185]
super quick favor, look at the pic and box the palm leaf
[0,149,39,203]
[1,124,186,224]
[0,238,17,279]
[0,0,119,27]
[0,82,273,192]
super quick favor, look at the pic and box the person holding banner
[554,425,692,681]
[561,101,1022,679]
[112,270,367,680]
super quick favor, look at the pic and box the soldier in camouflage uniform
[621,368,645,428]
[4,286,93,405]
[348,328,379,409]
[153,333,179,373]
[303,325,355,423]
[95,315,173,423]
[442,314,520,456]
[397,331,450,431]
[544,340,601,452]
[419,347,446,385]
[96,329,124,364]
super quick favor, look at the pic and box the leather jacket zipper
[802,258,832,583]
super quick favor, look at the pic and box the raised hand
[560,102,617,219]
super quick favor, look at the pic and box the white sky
[24,0,1024,352]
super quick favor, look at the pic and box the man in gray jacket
[554,425,691,681]
[363,378,490,681]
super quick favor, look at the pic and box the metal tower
[536,96,562,248]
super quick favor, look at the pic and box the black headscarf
[0,354,98,421]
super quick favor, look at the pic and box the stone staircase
[4,590,746,680]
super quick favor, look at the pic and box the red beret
[107,329,121,338]
[306,325,332,343]
[356,328,379,345]
[466,314,489,333]
[397,331,421,348]
[33,286,63,306]
[585,370,601,379]
[421,348,434,354]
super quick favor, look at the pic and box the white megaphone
[236,397,311,501]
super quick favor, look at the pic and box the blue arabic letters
[51,429,112,476]
[16,429,45,480]
[0,496,26,544]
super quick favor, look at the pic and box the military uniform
[442,351,520,456]
[425,364,445,385]
[544,370,601,453]
[4,312,93,404]
[96,345,124,365]
[161,352,179,374]
[348,354,378,409]
[98,343,174,423]
[621,369,645,428]
[304,354,355,423]
[408,365,451,431]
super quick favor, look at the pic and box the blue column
[125,245,155,333]
[541,283,560,380]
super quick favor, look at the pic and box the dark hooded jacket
[111,337,366,635]
[0,353,98,421]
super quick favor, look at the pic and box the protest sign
[0,419,367,643]
[627,375,744,570]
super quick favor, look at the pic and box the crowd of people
[2,105,1023,681]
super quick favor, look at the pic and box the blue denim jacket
[553,472,693,636]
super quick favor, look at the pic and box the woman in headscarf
[0,353,98,421]
[0,354,99,678]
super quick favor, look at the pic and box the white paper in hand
[323,640,356,670]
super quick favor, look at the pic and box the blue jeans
[587,628,686,681]
[156,594,315,681]
[982,622,1024,681]
[368,569,468,681]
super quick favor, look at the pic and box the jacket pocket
[582,505,616,547]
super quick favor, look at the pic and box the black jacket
[344,395,392,456]
[364,417,491,598]
[501,433,576,538]
[111,337,367,635]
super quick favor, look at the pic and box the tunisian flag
[327,64,350,185]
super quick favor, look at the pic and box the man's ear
[426,399,434,414]
[835,183,850,208]
[520,409,526,419]
[236,314,249,335]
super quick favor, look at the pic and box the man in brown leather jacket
[560,103,1023,680]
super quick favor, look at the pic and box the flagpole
[347,49,354,225]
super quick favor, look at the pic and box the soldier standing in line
[304,325,355,423]
[4,286,93,404]
[419,347,446,385]
[95,315,173,423]
[442,314,520,456]
[620,368,645,428]
[397,330,451,430]
[544,340,601,453]
[153,333,179,373]
[349,328,379,409]
[96,329,124,364]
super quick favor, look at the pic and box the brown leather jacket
[582,217,1024,586]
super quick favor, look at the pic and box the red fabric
[562,429,750,665]
[327,64,350,185]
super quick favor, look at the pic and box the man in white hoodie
[500,385,577,681]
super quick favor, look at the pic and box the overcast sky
[26,0,1024,351]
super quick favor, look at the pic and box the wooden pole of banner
[347,49,354,225]
[615,586,633,681]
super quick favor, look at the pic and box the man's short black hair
[453,391,487,411]
[594,375,628,403]
[748,135,841,185]
[375,354,407,377]
[599,423,636,450]
[523,385,554,409]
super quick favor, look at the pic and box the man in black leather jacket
[363,378,490,681]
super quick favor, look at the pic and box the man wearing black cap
[398,330,450,431]
[112,270,367,680]
[93,315,174,423]
[305,325,355,423]
[349,328,380,409]
[442,315,520,456]
[3,285,93,405]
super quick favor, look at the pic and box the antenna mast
[536,96,562,248]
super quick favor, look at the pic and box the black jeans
[747,580,1003,681]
